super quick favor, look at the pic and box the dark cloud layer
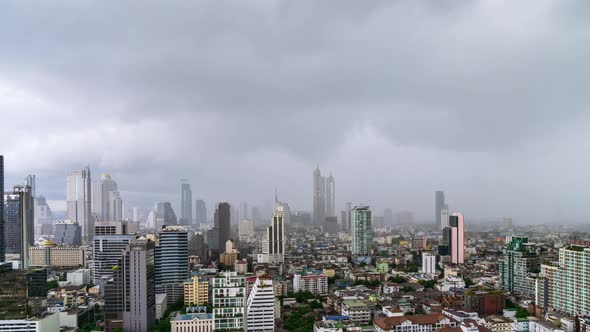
[1,0,589,223]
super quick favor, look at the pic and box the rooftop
[172,313,213,321]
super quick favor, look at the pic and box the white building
[66,168,92,241]
[67,269,91,286]
[170,313,213,332]
[239,220,255,242]
[341,300,371,324]
[156,294,167,320]
[422,253,437,274]
[266,204,286,263]
[246,277,275,331]
[0,313,60,332]
[213,271,246,331]
[293,272,328,295]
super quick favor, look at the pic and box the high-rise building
[35,195,53,226]
[195,199,207,226]
[384,208,394,226]
[293,271,328,295]
[435,191,445,229]
[246,277,275,332]
[351,206,372,257]
[239,219,255,242]
[442,213,464,264]
[180,182,192,226]
[0,155,4,262]
[215,202,231,251]
[123,239,156,332]
[422,253,437,274]
[326,173,335,218]
[440,208,449,231]
[183,275,209,306]
[91,173,118,222]
[212,271,246,331]
[108,191,123,222]
[155,225,188,304]
[239,202,249,221]
[0,266,48,320]
[313,167,326,226]
[266,203,286,263]
[53,220,82,246]
[537,244,590,316]
[324,216,338,234]
[66,167,92,241]
[499,236,538,298]
[4,185,34,268]
[92,234,134,285]
[188,233,208,261]
[155,202,177,228]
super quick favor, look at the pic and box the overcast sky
[1,0,589,223]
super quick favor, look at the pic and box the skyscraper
[91,173,118,222]
[195,199,207,226]
[155,202,178,228]
[435,190,445,229]
[0,155,4,262]
[313,167,326,226]
[246,276,275,332]
[4,185,34,268]
[499,237,538,298]
[440,208,449,231]
[53,220,82,245]
[155,225,188,304]
[215,202,231,251]
[67,167,92,241]
[443,213,465,264]
[108,191,123,222]
[92,234,134,284]
[180,182,192,226]
[23,174,36,198]
[351,206,372,256]
[267,203,286,263]
[326,173,335,217]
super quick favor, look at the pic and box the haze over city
[2,1,590,223]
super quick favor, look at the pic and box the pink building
[449,213,464,264]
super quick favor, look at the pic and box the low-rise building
[341,300,371,324]
[184,275,209,306]
[66,269,92,286]
[170,313,214,332]
[0,312,60,332]
[374,313,458,332]
[293,272,328,295]
[156,294,167,320]
[29,242,85,267]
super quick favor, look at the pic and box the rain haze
[1,0,589,223]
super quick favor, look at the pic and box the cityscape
[1,1,590,332]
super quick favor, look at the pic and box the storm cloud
[1,0,589,223]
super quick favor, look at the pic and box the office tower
[188,233,208,261]
[384,208,394,225]
[23,174,36,198]
[92,234,134,284]
[180,182,192,226]
[91,173,118,222]
[215,202,231,251]
[183,275,209,306]
[326,173,335,217]
[440,208,449,231]
[0,155,4,262]
[312,167,326,226]
[537,245,590,316]
[123,239,156,332]
[95,221,128,236]
[155,202,178,228]
[499,237,538,298]
[267,203,286,263]
[108,191,123,221]
[4,185,34,268]
[66,167,92,241]
[0,266,48,320]
[422,253,437,274]
[239,202,249,221]
[53,221,82,245]
[435,191,445,229]
[212,271,246,331]
[239,219,255,242]
[351,206,372,256]
[195,199,207,226]
[246,277,275,332]
[35,195,53,226]
[442,213,465,264]
[155,225,188,304]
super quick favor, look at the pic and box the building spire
[274,186,278,204]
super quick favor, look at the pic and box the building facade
[212,271,246,331]
[29,242,85,267]
[155,225,188,304]
[499,237,538,298]
[53,221,82,245]
[180,182,192,226]
[351,206,372,256]
[184,275,209,306]
[246,277,275,331]
[4,185,34,268]
[66,168,92,241]
[170,313,213,332]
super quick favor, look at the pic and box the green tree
[464,277,475,287]
[47,280,59,289]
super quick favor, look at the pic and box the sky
[1,0,590,223]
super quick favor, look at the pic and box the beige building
[29,241,85,267]
[184,276,209,306]
[170,313,213,332]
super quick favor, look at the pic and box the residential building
[373,313,458,332]
[422,253,437,274]
[155,225,188,304]
[171,313,213,332]
[29,241,85,267]
[351,206,372,256]
[66,168,92,241]
[180,182,192,226]
[4,185,34,268]
[212,271,246,331]
[341,300,371,324]
[53,220,81,245]
[293,272,328,295]
[499,237,538,298]
[184,275,209,306]
[326,173,335,217]
[246,277,275,331]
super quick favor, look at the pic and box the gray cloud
[1,0,589,223]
